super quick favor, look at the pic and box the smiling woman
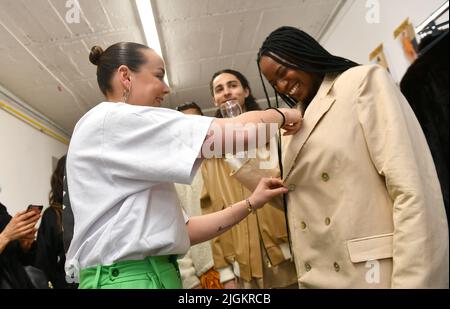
[246,26,449,288]
[89,43,169,107]
[257,26,358,110]
[203,68,298,289]
[209,69,262,118]
[259,56,324,109]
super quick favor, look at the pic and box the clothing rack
[417,29,448,57]
[414,1,449,56]
[416,1,449,39]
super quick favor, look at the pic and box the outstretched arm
[202,108,302,157]
[187,177,288,245]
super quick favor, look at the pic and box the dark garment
[62,170,74,253]
[0,202,37,289]
[34,206,69,289]
[400,32,449,219]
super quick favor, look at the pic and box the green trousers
[79,255,182,289]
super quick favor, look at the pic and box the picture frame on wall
[369,44,391,72]
[394,18,419,64]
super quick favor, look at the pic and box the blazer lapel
[282,73,338,181]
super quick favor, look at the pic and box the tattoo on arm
[217,223,233,232]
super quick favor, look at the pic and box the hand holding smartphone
[27,204,43,213]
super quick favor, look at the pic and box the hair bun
[89,46,104,65]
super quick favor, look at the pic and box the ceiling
[0,0,344,136]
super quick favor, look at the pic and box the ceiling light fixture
[135,0,169,86]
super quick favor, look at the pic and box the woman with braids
[233,26,448,288]
[200,69,298,289]
[64,42,301,288]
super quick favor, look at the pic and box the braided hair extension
[257,26,359,108]
[255,27,359,252]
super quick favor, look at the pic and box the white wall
[0,98,68,217]
[320,0,447,82]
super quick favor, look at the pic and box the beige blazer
[234,64,449,288]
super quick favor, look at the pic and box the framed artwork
[369,44,390,72]
[394,18,419,64]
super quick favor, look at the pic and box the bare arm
[201,108,302,157]
[0,210,40,254]
[187,177,288,245]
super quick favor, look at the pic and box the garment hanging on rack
[418,24,449,55]
[400,31,449,219]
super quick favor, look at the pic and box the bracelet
[245,198,255,213]
[266,107,286,128]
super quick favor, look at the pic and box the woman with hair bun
[64,42,302,289]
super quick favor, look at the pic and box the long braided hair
[256,28,359,249]
[210,69,261,118]
[257,26,359,108]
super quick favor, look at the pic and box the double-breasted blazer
[233,64,449,288]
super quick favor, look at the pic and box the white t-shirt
[64,102,213,280]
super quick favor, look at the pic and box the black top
[400,32,449,219]
[34,206,69,289]
[0,202,37,288]
[62,171,74,253]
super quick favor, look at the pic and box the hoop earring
[123,88,129,103]
[122,83,132,103]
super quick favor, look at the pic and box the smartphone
[27,204,43,213]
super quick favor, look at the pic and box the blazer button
[111,268,119,277]
[333,262,340,272]
[300,221,307,229]
[321,172,330,182]
[305,263,311,272]
[325,217,331,225]
[288,184,296,192]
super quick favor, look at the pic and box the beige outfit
[201,157,298,288]
[233,65,449,288]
